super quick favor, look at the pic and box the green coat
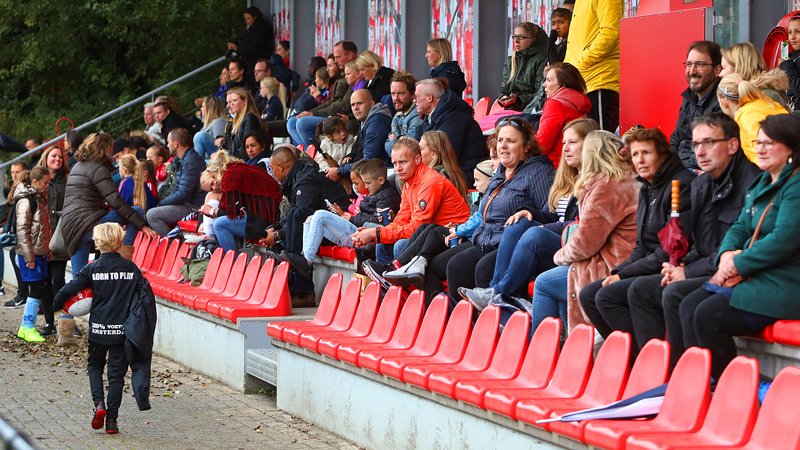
[498,26,548,109]
[718,164,800,319]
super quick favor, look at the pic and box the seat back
[233,255,262,300]
[580,331,631,404]
[247,257,275,303]
[698,356,759,445]
[658,347,711,429]
[261,261,291,314]
[196,248,224,291]
[486,311,530,378]
[167,242,194,280]
[747,366,800,448]
[131,232,145,263]
[132,234,151,267]
[473,97,490,120]
[156,239,181,278]
[344,282,381,335]
[547,324,595,396]
[516,317,561,387]
[459,305,501,369]
[489,99,504,114]
[434,300,474,362]
[365,286,404,342]
[623,338,670,398]
[328,276,363,330]
[407,294,449,355]
[311,273,343,326]
[207,250,236,293]
[385,290,425,348]
[142,238,167,273]
[220,253,249,296]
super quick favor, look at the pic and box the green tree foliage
[0,0,243,142]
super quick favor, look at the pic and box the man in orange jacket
[351,136,471,269]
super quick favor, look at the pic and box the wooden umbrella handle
[671,180,680,213]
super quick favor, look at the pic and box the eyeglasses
[682,61,714,69]
[254,69,267,73]
[511,34,531,41]
[690,138,728,150]
[497,117,526,128]
[752,140,776,150]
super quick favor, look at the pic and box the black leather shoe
[105,417,118,434]
[91,402,106,430]
[39,323,56,337]
[281,250,313,278]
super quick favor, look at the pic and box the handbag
[49,212,68,257]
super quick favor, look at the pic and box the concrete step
[247,348,279,386]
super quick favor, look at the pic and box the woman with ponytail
[259,77,287,122]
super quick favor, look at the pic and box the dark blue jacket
[270,54,300,95]
[416,90,487,185]
[430,61,467,98]
[349,182,402,227]
[340,103,392,176]
[263,95,284,122]
[160,148,206,208]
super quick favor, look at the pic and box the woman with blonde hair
[419,130,469,204]
[259,77,287,122]
[720,42,789,107]
[498,22,548,111]
[225,86,268,161]
[717,72,790,163]
[356,50,395,101]
[194,95,228,158]
[426,38,467,98]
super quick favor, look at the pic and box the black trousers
[396,223,449,266]
[425,242,496,309]
[587,89,620,133]
[580,277,639,360]
[87,341,129,419]
[660,276,710,369]
[10,248,28,298]
[673,287,777,380]
[40,260,67,326]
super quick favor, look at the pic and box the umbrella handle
[671,180,680,217]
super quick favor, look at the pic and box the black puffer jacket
[682,151,761,278]
[366,66,395,102]
[430,61,467,98]
[612,153,695,279]
[159,111,193,144]
[228,113,263,161]
[669,82,721,171]
[47,170,68,260]
[61,161,146,255]
[416,90,487,185]
[275,162,351,231]
[780,48,800,110]
[350,182,402,227]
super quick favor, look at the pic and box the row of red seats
[131,232,292,322]
[267,274,800,450]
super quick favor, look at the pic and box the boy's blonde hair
[93,223,125,253]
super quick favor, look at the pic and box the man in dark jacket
[146,129,207,236]
[670,41,723,171]
[629,113,761,368]
[270,54,300,99]
[414,79,487,185]
[331,89,392,179]
[153,102,192,146]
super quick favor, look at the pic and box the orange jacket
[377,164,471,244]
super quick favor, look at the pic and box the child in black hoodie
[53,223,156,435]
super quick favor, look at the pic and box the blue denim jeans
[287,115,325,147]
[70,207,145,273]
[214,214,247,253]
[302,210,357,262]
[376,238,409,265]
[531,265,569,334]
[490,218,560,297]
[193,130,216,159]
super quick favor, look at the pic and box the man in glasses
[671,41,723,172]
[252,59,274,112]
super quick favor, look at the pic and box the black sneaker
[91,402,106,430]
[4,296,26,309]
[280,250,313,279]
[40,323,57,337]
[105,417,118,434]
[361,260,393,292]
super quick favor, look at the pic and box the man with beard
[671,41,722,171]
[385,71,420,156]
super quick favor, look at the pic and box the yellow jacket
[736,97,789,163]
[564,0,623,93]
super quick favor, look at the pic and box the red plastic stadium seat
[184,252,248,310]
[333,246,356,263]
[358,294,449,373]
[489,99,504,114]
[213,258,275,320]
[141,238,168,274]
[132,234,151,267]
[160,247,223,302]
[403,305,501,390]
[282,276,362,346]
[771,320,800,346]
[515,331,632,429]
[176,250,237,306]
[305,144,317,159]
[550,338,670,442]
[317,286,403,359]
[380,300,473,381]
[299,282,381,353]
[338,290,425,366]
[144,239,180,283]
[149,243,194,297]
[455,317,561,408]
[131,232,145,265]
[473,97,490,120]
[582,347,712,450]
[222,261,292,321]
[429,311,530,398]
[318,246,335,258]
[178,219,199,232]
[192,255,262,311]
[484,324,594,419]
[626,356,759,450]
[267,273,342,341]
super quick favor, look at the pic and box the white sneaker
[383,256,427,288]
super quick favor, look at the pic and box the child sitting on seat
[315,115,355,171]
[280,159,401,277]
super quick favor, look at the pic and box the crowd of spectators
[5,4,800,395]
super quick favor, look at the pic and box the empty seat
[160,247,223,302]
[484,324,594,419]
[282,276,362,346]
[771,320,800,346]
[380,300,473,381]
[184,252,248,310]
[192,255,262,311]
[582,347,712,450]
[428,310,530,398]
[267,273,342,341]
[141,238,168,274]
[144,238,180,283]
[212,258,276,320]
[130,232,146,265]
[149,242,194,297]
[221,261,292,321]
[299,282,381,353]
[338,290,425,367]
[175,250,237,307]
[455,317,560,408]
[358,294,449,373]
[473,97,490,120]
[403,306,501,390]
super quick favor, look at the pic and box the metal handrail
[0,56,227,170]
[0,415,38,450]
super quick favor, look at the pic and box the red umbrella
[657,180,690,266]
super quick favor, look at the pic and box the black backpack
[0,195,38,247]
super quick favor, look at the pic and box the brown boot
[57,318,82,346]
[119,245,135,260]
